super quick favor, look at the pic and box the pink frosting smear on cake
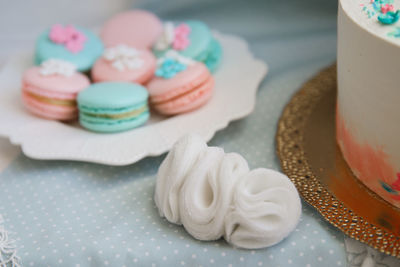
[337,111,400,207]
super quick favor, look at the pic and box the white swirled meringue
[154,134,301,249]
[154,134,207,224]
[224,168,302,249]
[179,152,249,240]
[39,59,77,77]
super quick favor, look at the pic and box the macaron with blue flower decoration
[35,24,104,72]
[147,50,214,115]
[91,44,156,84]
[153,20,222,73]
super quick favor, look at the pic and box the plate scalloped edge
[0,31,268,166]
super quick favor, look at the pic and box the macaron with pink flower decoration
[22,59,90,121]
[35,24,103,72]
[91,44,156,84]
[153,20,222,73]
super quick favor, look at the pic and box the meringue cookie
[224,168,302,249]
[154,134,206,223]
[179,151,249,240]
[154,134,302,249]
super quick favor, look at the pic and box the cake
[337,0,400,208]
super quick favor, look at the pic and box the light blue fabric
[0,0,347,266]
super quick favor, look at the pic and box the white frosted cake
[337,0,400,208]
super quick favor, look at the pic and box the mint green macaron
[153,20,222,73]
[35,25,104,72]
[77,82,149,133]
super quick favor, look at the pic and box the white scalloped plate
[0,32,267,165]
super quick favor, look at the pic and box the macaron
[21,59,90,121]
[91,44,156,84]
[153,20,222,73]
[147,51,214,115]
[101,10,163,49]
[77,82,149,133]
[35,24,104,72]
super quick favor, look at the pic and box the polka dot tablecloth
[0,0,354,266]
[0,63,347,266]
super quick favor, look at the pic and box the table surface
[0,0,399,266]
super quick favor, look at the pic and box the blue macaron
[153,20,222,73]
[35,25,104,72]
[77,82,149,133]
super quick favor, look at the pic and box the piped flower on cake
[380,173,400,200]
[378,10,400,24]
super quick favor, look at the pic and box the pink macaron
[21,59,90,121]
[147,52,214,115]
[91,45,156,84]
[101,10,163,49]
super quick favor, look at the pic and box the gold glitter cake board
[276,64,400,257]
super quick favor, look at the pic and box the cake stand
[276,64,400,258]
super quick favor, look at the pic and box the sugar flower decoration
[39,59,77,77]
[154,22,191,51]
[154,22,175,51]
[172,24,191,50]
[155,50,195,79]
[49,24,87,53]
[103,44,144,71]
[381,4,395,14]
[378,10,400,25]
